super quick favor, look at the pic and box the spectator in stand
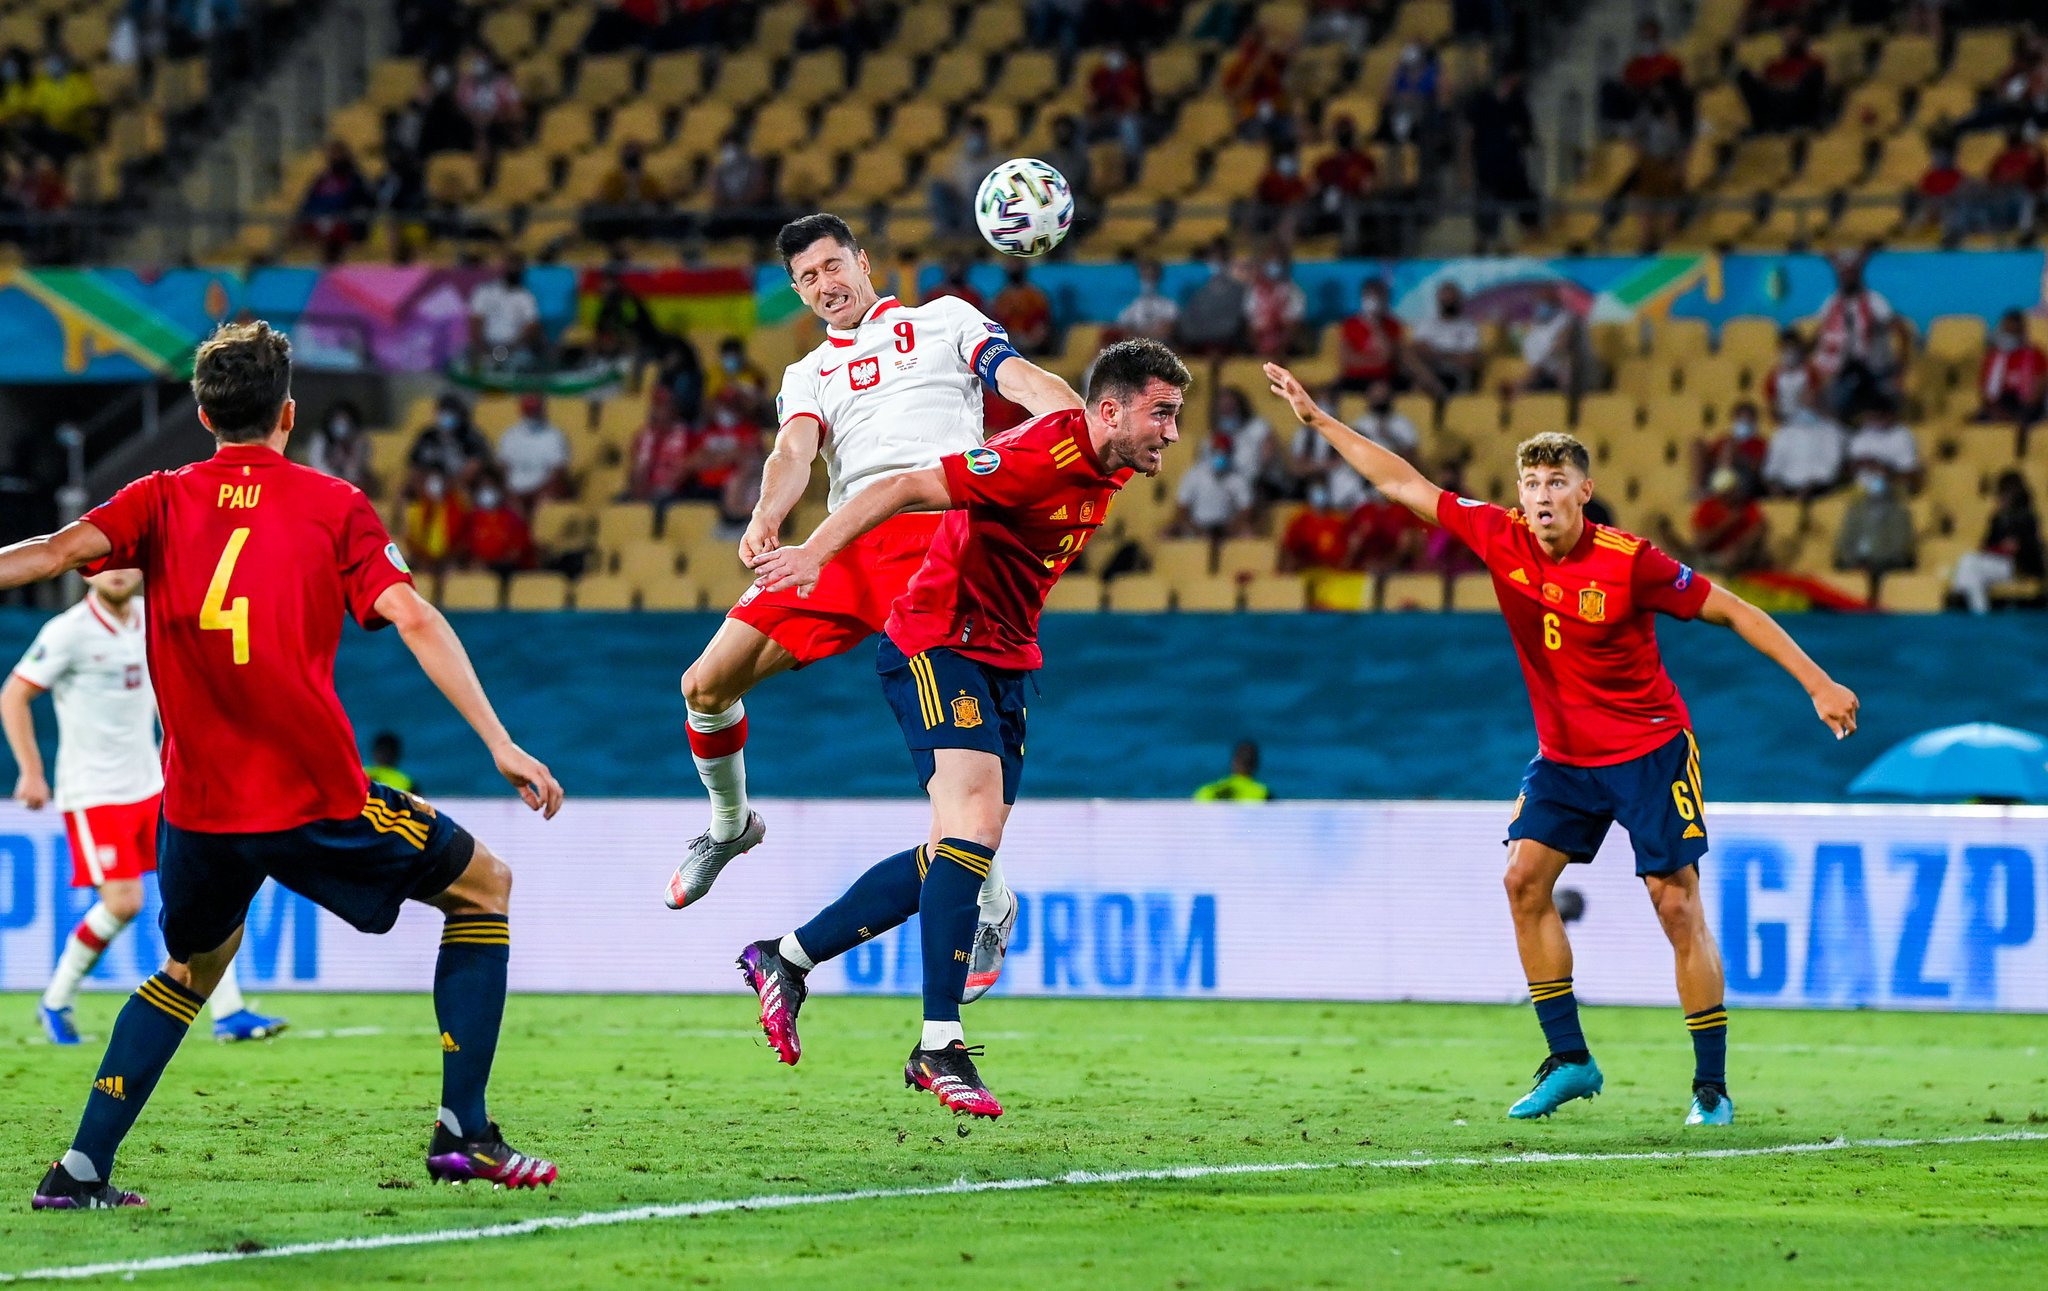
[1043,114,1096,210]
[683,400,757,501]
[1245,252,1307,359]
[1952,29,2048,137]
[709,335,772,423]
[22,47,100,163]
[1178,241,1249,355]
[399,62,473,158]
[1761,405,1845,499]
[1213,386,1284,501]
[1979,125,2046,234]
[1623,84,1689,251]
[1763,327,1823,421]
[1349,381,1421,462]
[1312,115,1377,253]
[1810,255,1910,421]
[1951,470,2046,613]
[1247,149,1309,239]
[1978,308,2048,425]
[375,137,429,251]
[1114,259,1179,342]
[928,115,994,238]
[656,335,706,421]
[1221,25,1288,126]
[925,253,985,311]
[306,400,373,493]
[296,141,373,260]
[1306,0,1376,54]
[1170,436,1256,540]
[0,50,34,135]
[992,263,1055,356]
[707,131,776,240]
[1277,482,1352,572]
[590,265,667,384]
[584,0,665,54]
[1191,0,1255,44]
[587,141,670,242]
[1694,400,1768,496]
[1832,466,1916,595]
[1087,45,1151,166]
[1517,285,1586,395]
[1465,67,1540,251]
[496,393,572,512]
[1601,17,1690,130]
[1380,42,1443,152]
[399,469,467,577]
[1844,398,1923,491]
[408,394,493,490]
[1347,486,1424,572]
[1915,140,1966,238]
[468,252,547,370]
[1288,405,1371,510]
[1411,280,1482,394]
[456,46,526,171]
[462,479,537,576]
[625,385,695,503]
[1335,279,1407,395]
[1736,27,1827,134]
[1027,0,1088,58]
[716,428,767,541]
[1666,466,1770,575]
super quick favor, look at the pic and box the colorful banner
[574,265,754,339]
[2,800,2040,1013]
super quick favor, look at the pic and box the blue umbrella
[1848,723,2048,802]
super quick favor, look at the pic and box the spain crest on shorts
[951,695,984,729]
[1578,587,1607,622]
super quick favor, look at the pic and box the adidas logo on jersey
[1682,824,1705,840]
[94,1076,126,1100]
[1509,568,1530,584]
[1050,505,1070,521]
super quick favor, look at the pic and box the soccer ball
[974,158,1075,258]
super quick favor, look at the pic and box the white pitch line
[4,1131,2044,1283]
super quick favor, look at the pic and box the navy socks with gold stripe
[794,845,925,964]
[1529,977,1588,1060]
[65,972,206,1180]
[1686,1003,1729,1090]
[921,839,995,1025]
[435,914,509,1137]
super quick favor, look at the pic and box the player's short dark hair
[775,213,860,269]
[1084,338,1193,405]
[1516,432,1591,476]
[192,320,292,443]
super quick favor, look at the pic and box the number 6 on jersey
[201,527,252,664]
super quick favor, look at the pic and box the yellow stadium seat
[426,153,481,204]
[674,101,739,157]
[534,104,597,158]
[1243,575,1306,611]
[1925,316,1988,365]
[1877,571,1949,612]
[1380,572,1445,612]
[365,58,420,109]
[754,2,807,53]
[751,102,811,153]
[480,9,535,60]
[1719,316,1780,370]
[573,574,637,611]
[517,53,566,104]
[645,51,706,104]
[1715,137,1795,195]
[1441,394,1504,443]
[596,502,656,552]
[1450,573,1499,612]
[924,49,987,106]
[990,51,1060,105]
[833,150,910,203]
[1216,538,1275,580]
[889,101,948,155]
[507,572,570,611]
[1152,540,1214,585]
[1575,392,1639,437]
[438,572,503,610]
[783,51,848,108]
[575,53,638,105]
[1915,78,1979,129]
[1148,47,1206,100]
[1175,100,1236,148]
[1872,33,1938,88]
[1104,575,1171,612]
[1508,392,1569,439]
[543,8,592,56]
[1838,82,1899,137]
[815,102,876,153]
[1948,29,2012,88]
[531,501,594,553]
[962,4,1025,50]
[1045,576,1103,613]
[1175,577,1239,612]
[854,52,915,104]
[781,151,837,204]
[711,52,776,104]
[891,1,958,56]
[1395,0,1453,44]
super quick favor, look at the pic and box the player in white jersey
[3,570,287,1045]
[665,214,1079,999]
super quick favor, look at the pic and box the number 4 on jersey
[201,527,252,664]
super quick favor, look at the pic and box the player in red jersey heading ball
[738,339,1191,1117]
[0,322,564,1209]
[1265,362,1859,1129]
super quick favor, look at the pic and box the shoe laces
[1692,1084,1725,1112]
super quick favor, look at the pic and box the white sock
[208,960,245,1019]
[42,903,127,1011]
[921,1020,965,1050]
[60,1149,100,1182]
[777,932,815,971]
[976,853,1012,924]
[687,700,750,843]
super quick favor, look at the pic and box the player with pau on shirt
[667,214,1083,1000]
[0,322,564,1209]
[4,572,286,1046]
[1264,362,1860,1128]
[740,339,1191,1117]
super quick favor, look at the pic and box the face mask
[715,408,738,427]
[1106,52,1126,71]
[1277,157,1298,177]
[1534,302,1559,321]
[1996,331,2021,351]
[1731,417,1757,440]
[1211,451,1231,472]
[43,58,65,78]
[474,488,502,509]
[423,477,446,500]
[1265,261,1285,280]
[1307,485,1330,509]
[1780,348,1803,366]
[1859,471,1887,497]
[721,144,741,163]
[431,66,453,92]
[468,57,489,78]
[1217,410,1243,431]
[436,410,460,431]
[328,416,354,437]
[722,353,742,373]
[1362,296,1384,317]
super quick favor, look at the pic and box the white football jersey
[777,294,1012,511]
[10,594,162,812]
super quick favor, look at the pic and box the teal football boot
[1686,1084,1735,1126]
[1508,1053,1604,1119]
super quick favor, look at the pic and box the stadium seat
[854,52,915,104]
[1105,576,1172,612]
[711,52,776,105]
[1174,577,1239,612]
[1045,576,1103,612]
[1508,393,1569,439]
[507,572,571,611]
[575,54,638,106]
[1877,571,1949,612]
[1152,540,1215,585]
[596,502,657,553]
[783,52,849,109]
[1379,572,1445,612]
[439,572,504,611]
[646,52,707,104]
[638,578,705,612]
[1449,573,1499,612]
[1216,538,1276,581]
[961,4,1025,50]
[1242,576,1306,612]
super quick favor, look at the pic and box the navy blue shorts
[1506,731,1709,877]
[877,640,1031,805]
[157,783,475,962]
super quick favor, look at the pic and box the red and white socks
[686,699,751,843]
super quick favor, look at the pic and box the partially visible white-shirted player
[666,214,1080,997]
[2,570,286,1045]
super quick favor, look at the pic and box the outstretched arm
[1698,583,1860,738]
[1265,363,1443,523]
[748,466,950,595]
[1,674,49,809]
[740,415,823,564]
[0,521,113,592]
[372,582,564,816]
[994,356,1084,416]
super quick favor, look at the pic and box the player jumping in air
[4,571,287,1045]
[742,339,1190,1116]
[669,213,1082,1002]
[1264,362,1859,1127]
[0,322,564,1209]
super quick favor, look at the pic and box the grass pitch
[1,993,2044,1288]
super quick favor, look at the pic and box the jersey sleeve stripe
[6,669,49,693]
[779,411,826,433]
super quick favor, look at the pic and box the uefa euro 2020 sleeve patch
[965,447,1002,475]
[385,542,411,573]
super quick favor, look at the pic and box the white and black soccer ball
[974,158,1075,258]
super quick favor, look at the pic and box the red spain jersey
[887,409,1132,670]
[82,444,414,833]
[1434,493,1711,766]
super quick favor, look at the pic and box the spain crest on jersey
[951,695,984,729]
[1579,587,1607,622]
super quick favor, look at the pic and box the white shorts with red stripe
[63,793,162,887]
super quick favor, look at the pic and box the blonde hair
[1515,432,1590,475]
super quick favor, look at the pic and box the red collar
[824,295,900,347]
[85,595,133,635]
[212,443,286,465]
